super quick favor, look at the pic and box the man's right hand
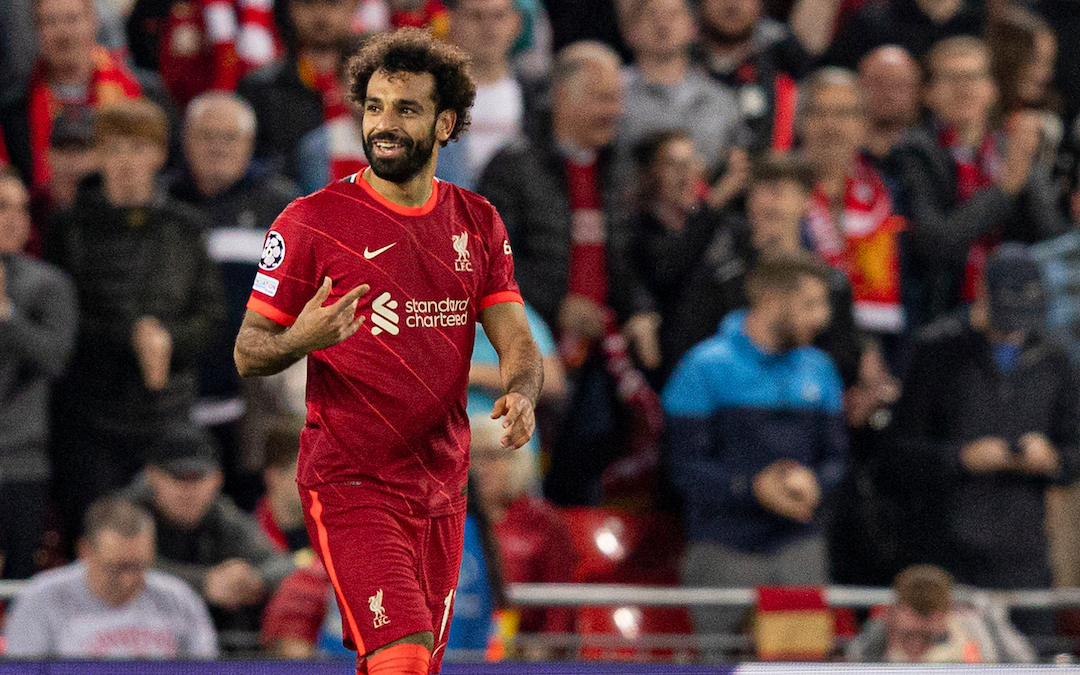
[558,293,607,341]
[753,460,817,523]
[285,277,370,353]
[205,559,264,610]
[960,436,1013,473]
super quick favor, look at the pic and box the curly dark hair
[347,28,476,144]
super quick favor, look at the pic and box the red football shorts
[300,483,466,674]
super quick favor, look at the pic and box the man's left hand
[623,312,662,371]
[491,392,536,449]
[1018,432,1061,477]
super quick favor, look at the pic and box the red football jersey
[247,173,522,517]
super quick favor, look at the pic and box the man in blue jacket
[663,251,847,644]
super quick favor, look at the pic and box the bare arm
[234,277,370,377]
[479,301,543,449]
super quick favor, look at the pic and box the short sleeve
[246,202,322,326]
[477,206,522,311]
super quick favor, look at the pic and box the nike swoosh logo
[363,243,396,259]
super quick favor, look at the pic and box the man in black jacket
[477,41,658,504]
[892,36,1065,330]
[49,100,225,553]
[888,245,1079,609]
[237,0,361,180]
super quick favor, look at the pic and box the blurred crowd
[3,0,1080,664]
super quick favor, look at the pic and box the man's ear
[436,109,457,144]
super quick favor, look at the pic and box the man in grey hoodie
[0,169,76,580]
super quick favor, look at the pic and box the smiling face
[361,69,455,184]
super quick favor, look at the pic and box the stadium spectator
[846,564,1035,663]
[238,0,361,180]
[694,0,816,155]
[667,155,862,388]
[478,41,657,505]
[123,424,294,632]
[626,129,726,386]
[259,557,335,658]
[0,170,76,580]
[254,428,309,553]
[126,0,279,107]
[42,110,97,213]
[545,0,631,62]
[295,36,369,195]
[825,0,986,70]
[169,91,298,491]
[617,0,746,182]
[799,68,907,357]
[0,0,142,193]
[439,0,539,190]
[887,245,1079,627]
[48,100,225,554]
[663,251,847,645]
[2,497,218,658]
[469,414,575,642]
[893,36,1066,330]
[858,46,922,165]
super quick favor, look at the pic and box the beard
[363,123,437,184]
[773,313,808,353]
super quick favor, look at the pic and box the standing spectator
[799,68,907,349]
[2,497,218,658]
[239,0,361,179]
[826,0,986,70]
[123,424,294,632]
[294,36,369,195]
[846,565,1035,663]
[169,91,298,497]
[694,0,815,154]
[43,110,98,213]
[477,42,658,505]
[888,245,1079,615]
[48,100,225,553]
[893,36,1066,330]
[0,0,142,193]
[469,414,575,641]
[627,129,728,386]
[663,251,847,647]
[858,46,922,166]
[618,0,746,182]
[0,170,76,580]
[440,0,537,189]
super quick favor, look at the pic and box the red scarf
[390,0,449,40]
[26,47,142,188]
[298,54,348,122]
[806,157,905,333]
[938,124,1003,302]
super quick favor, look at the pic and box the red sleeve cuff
[478,291,524,312]
[247,296,297,327]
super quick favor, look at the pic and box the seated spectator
[295,36,370,195]
[694,0,816,154]
[439,0,539,190]
[0,170,76,580]
[2,497,218,658]
[618,0,746,189]
[469,414,575,643]
[858,46,921,166]
[668,155,862,387]
[122,424,294,632]
[894,36,1066,330]
[169,91,298,487]
[627,129,728,386]
[238,0,361,179]
[48,100,225,555]
[254,428,309,553]
[888,245,1078,633]
[799,68,907,354]
[846,564,1035,663]
[35,110,98,246]
[663,251,847,649]
[826,0,985,70]
[0,0,143,193]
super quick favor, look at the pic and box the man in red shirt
[234,28,542,675]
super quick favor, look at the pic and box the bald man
[859,45,922,160]
[477,41,659,506]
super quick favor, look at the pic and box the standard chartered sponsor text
[404,297,470,328]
